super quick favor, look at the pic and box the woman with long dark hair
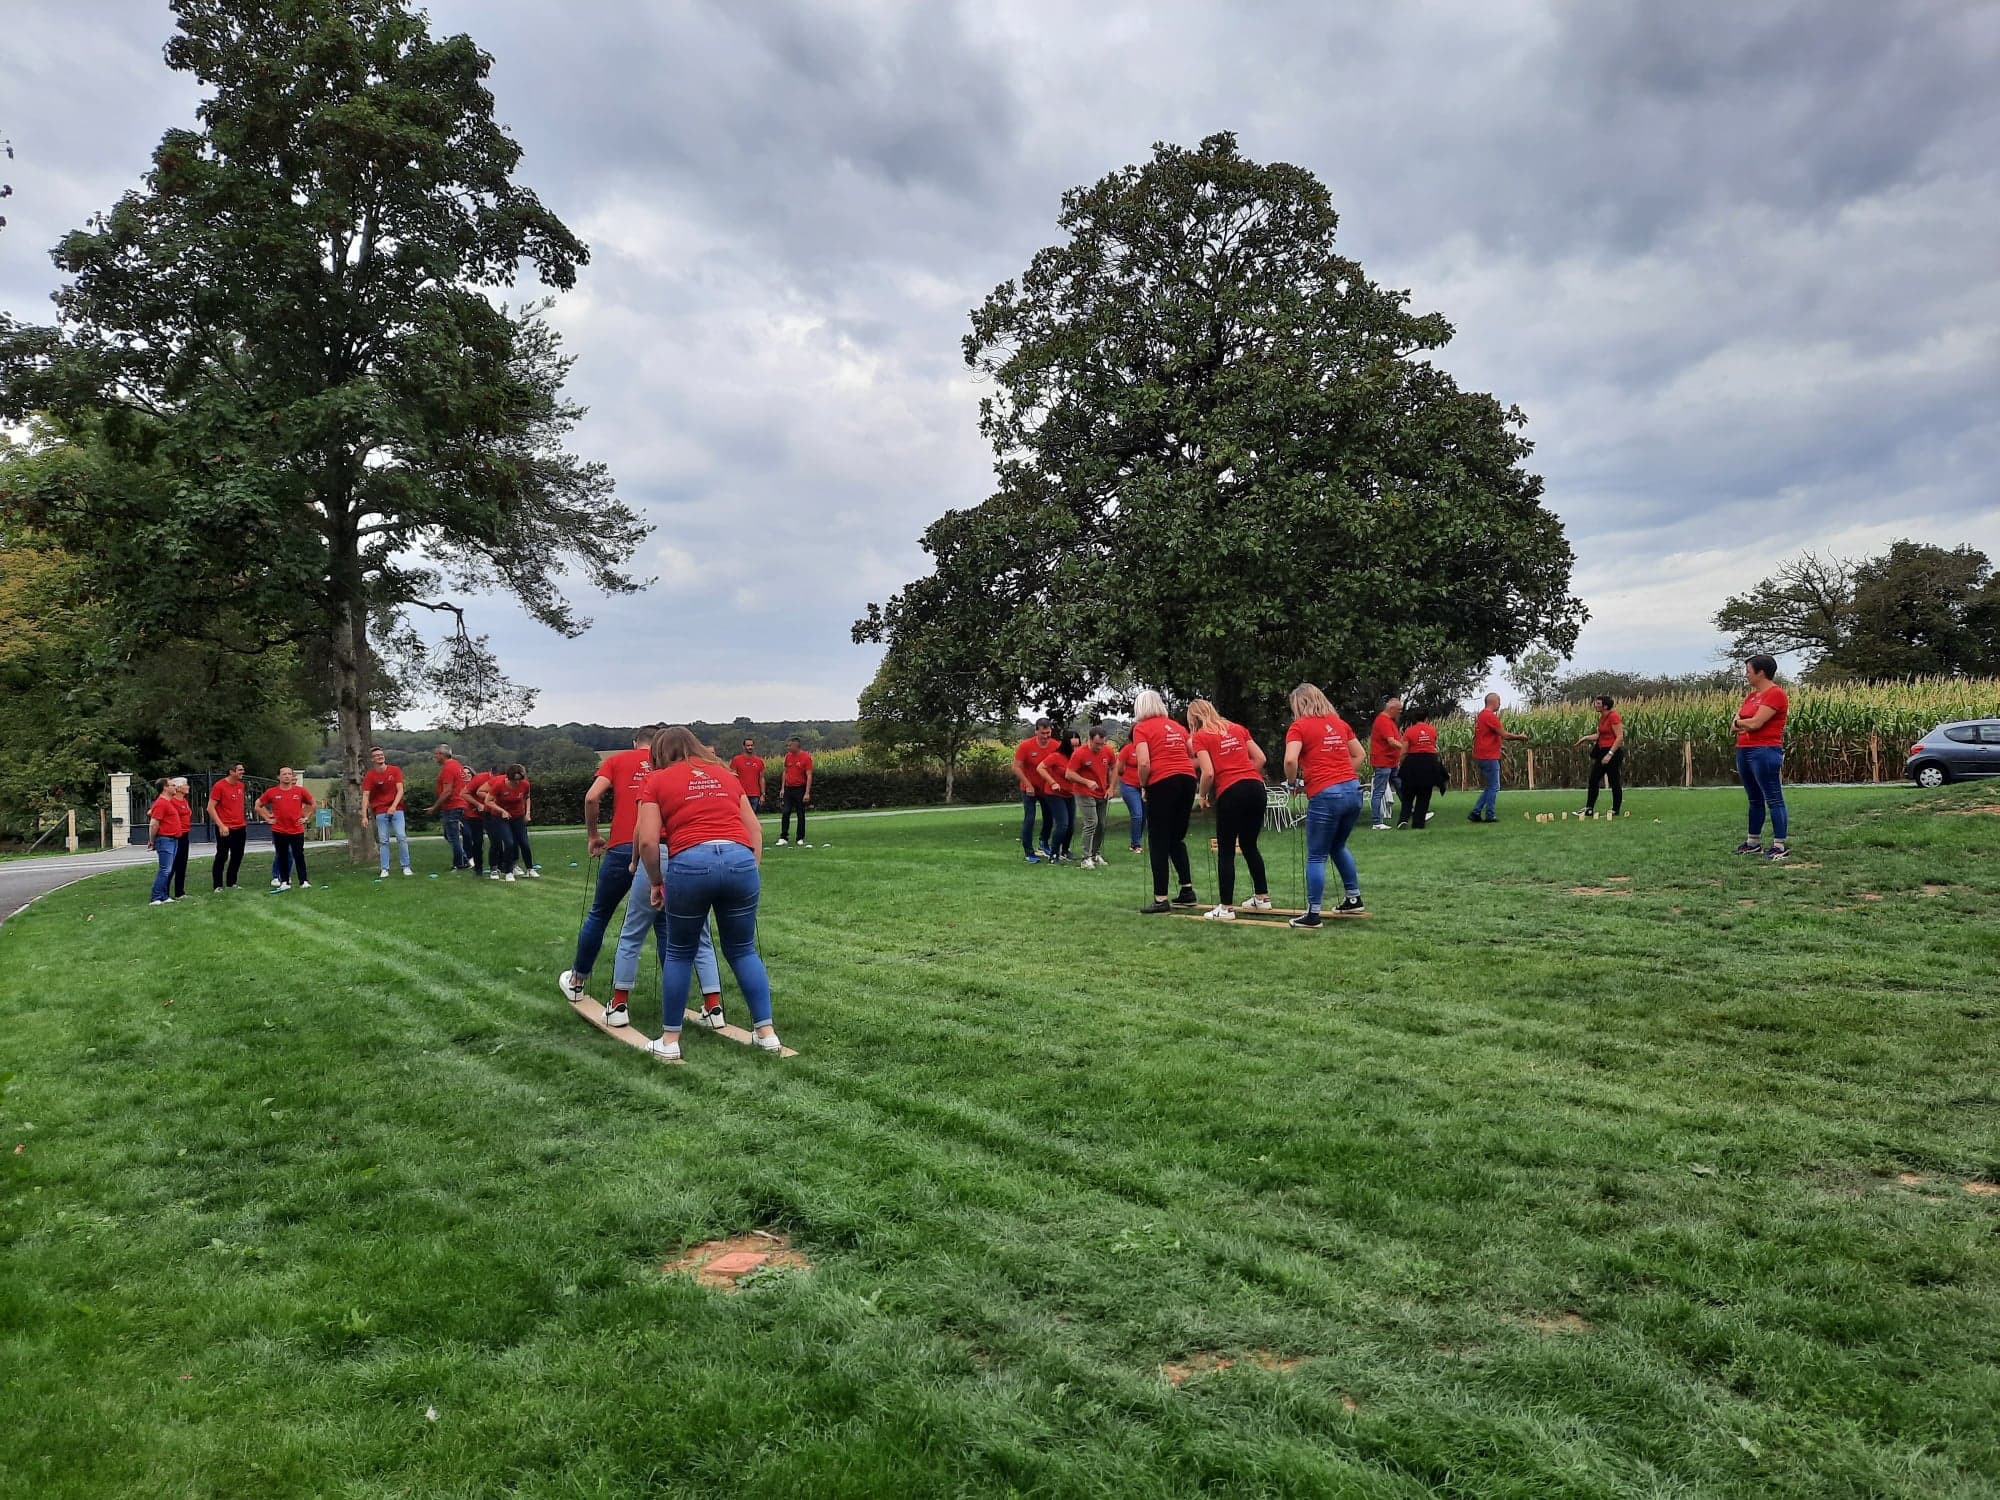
[1186,699,1272,919]
[1131,690,1199,914]
[1574,695,1626,818]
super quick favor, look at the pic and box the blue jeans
[374,810,410,872]
[574,843,634,977]
[440,807,469,867]
[618,854,718,996]
[150,837,180,902]
[1119,783,1145,848]
[658,841,770,1035]
[487,816,516,874]
[1020,791,1041,856]
[1039,794,1073,857]
[1370,767,1401,825]
[1304,783,1362,909]
[1473,758,1501,819]
[1737,746,1787,840]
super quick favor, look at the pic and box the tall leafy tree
[1713,551,1855,669]
[1833,541,1997,679]
[887,132,1584,737]
[0,0,645,853]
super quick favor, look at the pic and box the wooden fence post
[1526,747,1536,790]
[1870,732,1881,783]
[1683,740,1693,787]
[1459,752,1468,788]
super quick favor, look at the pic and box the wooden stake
[1526,748,1536,791]
[1683,740,1693,788]
[1870,731,1881,783]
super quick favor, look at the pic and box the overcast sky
[6,1,1998,721]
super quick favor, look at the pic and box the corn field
[1431,677,2000,787]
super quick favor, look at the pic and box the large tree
[863,133,1585,735]
[0,0,645,854]
[1713,551,1855,670]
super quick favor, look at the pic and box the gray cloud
[5,0,1997,718]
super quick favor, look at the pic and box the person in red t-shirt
[1064,724,1119,867]
[1469,692,1529,823]
[1013,718,1059,862]
[361,746,412,877]
[145,778,193,905]
[1115,736,1146,853]
[1396,710,1446,831]
[206,763,249,891]
[635,726,781,1063]
[427,745,472,869]
[1282,682,1367,925]
[1037,730,1079,862]
[730,738,768,813]
[1188,699,1272,918]
[1572,696,1627,819]
[256,768,317,890]
[488,764,538,880]
[1731,653,1791,859]
[778,737,815,847]
[1130,690,1200,913]
[1368,695,1406,830]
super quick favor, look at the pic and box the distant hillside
[307,719,862,775]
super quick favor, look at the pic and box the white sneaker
[751,1029,784,1053]
[299,881,311,889]
[1241,896,1273,911]
[150,899,167,906]
[604,1001,629,1028]
[775,838,788,847]
[558,970,589,1005]
[401,867,413,877]
[271,879,283,890]
[525,869,541,879]
[488,871,500,880]
[692,1005,728,1032]
[1202,904,1235,921]
[647,1036,682,1063]
[504,872,517,883]
[797,842,812,849]
[1372,823,1390,831]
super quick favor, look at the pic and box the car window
[1944,726,1979,743]
[1981,725,2000,745]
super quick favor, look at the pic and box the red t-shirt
[1131,716,1196,781]
[463,771,493,815]
[258,785,312,836]
[1403,722,1438,754]
[783,750,813,788]
[638,761,751,856]
[149,794,191,838]
[596,748,653,847]
[1192,722,1260,795]
[1014,736,1049,793]
[361,765,404,814]
[1117,741,1143,788]
[1370,713,1403,768]
[435,758,468,810]
[208,779,245,830]
[730,754,766,799]
[1596,710,1623,750]
[1473,708,1506,760]
[1069,746,1116,798]
[1035,747,1073,794]
[1736,687,1788,748]
[491,776,530,819]
[1286,714,1361,797]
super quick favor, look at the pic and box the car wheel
[1912,763,1949,789]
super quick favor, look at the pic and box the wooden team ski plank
[568,994,797,1059]
[1167,910,1371,927]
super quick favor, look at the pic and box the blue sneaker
[1025,854,1043,864]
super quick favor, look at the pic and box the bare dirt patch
[1966,1181,2000,1197]
[663,1230,812,1291]
[1939,804,2000,817]
[1568,886,1632,897]
[1161,1349,1302,1386]
[1738,899,1757,908]
[1340,1392,1360,1413]
[1859,893,1883,902]
[1518,1311,1593,1336]
[1896,1173,1931,1187]
[1920,884,1959,897]
[1776,861,1822,870]
[1607,875,1632,883]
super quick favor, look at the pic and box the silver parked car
[1904,719,2000,787]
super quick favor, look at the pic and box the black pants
[171,833,191,897]
[782,786,807,841]
[465,815,487,874]
[272,832,308,885]
[1214,779,1268,905]
[1144,774,1197,898]
[212,827,246,888]
[1399,754,1440,830]
[1587,747,1625,814]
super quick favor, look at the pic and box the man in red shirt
[1013,718,1056,862]
[361,746,412,877]
[1469,692,1529,823]
[1064,725,1118,867]
[730,738,768,813]
[206,763,249,891]
[256,768,317,890]
[777,736,814,847]
[427,745,471,869]
[1369,695,1405,830]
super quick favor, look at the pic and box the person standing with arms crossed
[1284,683,1367,925]
[146,777,192,905]
[207,764,248,890]
[1732,655,1791,861]
[1065,725,1117,868]
[1131,691,1200,914]
[1574,696,1626,819]
[362,747,413,877]
[1469,692,1529,823]
[1369,696,1406,831]
[731,738,767,814]
[1187,699,1272,920]
[777,735,814,847]
[257,769,316,891]
[428,746,471,869]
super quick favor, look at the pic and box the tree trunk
[330,549,375,864]
[943,757,957,804]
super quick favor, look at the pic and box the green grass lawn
[3,785,1997,1498]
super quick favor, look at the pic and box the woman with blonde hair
[1282,682,1366,927]
[1129,689,1200,914]
[634,726,781,1063]
[1186,699,1272,919]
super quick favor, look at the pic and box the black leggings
[1587,747,1625,814]
[212,826,246,888]
[1144,774,1197,898]
[171,833,191,898]
[272,832,308,885]
[465,815,487,874]
[782,786,807,841]
[1214,780,1268,905]
[1399,754,1439,830]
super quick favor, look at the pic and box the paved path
[0,840,347,925]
